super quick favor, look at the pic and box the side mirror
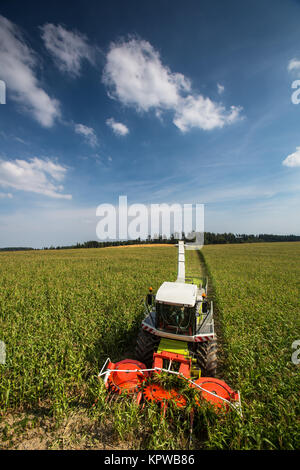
[146,293,153,306]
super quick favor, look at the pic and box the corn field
[0,243,299,449]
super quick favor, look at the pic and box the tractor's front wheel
[135,328,160,368]
[193,336,218,377]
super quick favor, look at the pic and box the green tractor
[100,241,240,414]
[135,241,217,378]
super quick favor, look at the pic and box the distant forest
[1,232,300,252]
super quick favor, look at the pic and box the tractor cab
[153,282,198,336]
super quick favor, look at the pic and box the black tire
[135,328,160,368]
[192,336,218,377]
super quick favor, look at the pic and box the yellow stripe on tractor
[157,338,189,357]
[157,338,201,378]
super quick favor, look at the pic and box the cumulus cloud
[282,147,300,168]
[102,37,242,132]
[0,157,71,199]
[0,15,60,127]
[106,117,129,136]
[288,58,300,72]
[74,123,98,147]
[40,23,95,76]
[174,96,241,132]
[217,83,225,94]
[103,38,190,112]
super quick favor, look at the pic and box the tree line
[1,232,300,252]
[44,232,300,250]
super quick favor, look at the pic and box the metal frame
[141,300,214,343]
[98,357,242,417]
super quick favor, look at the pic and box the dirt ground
[0,409,131,450]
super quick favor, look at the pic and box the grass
[200,242,300,449]
[0,246,177,448]
[0,243,299,449]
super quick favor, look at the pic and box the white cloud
[103,37,242,132]
[282,147,300,168]
[103,38,190,111]
[0,15,60,127]
[41,23,95,77]
[106,117,129,136]
[174,97,241,132]
[0,157,71,199]
[0,192,12,199]
[288,58,300,72]
[74,123,98,147]
[217,83,225,94]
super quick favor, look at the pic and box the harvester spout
[176,240,185,283]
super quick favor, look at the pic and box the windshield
[156,302,194,332]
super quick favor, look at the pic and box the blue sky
[1,0,300,247]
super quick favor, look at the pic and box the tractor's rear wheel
[135,328,160,368]
[192,336,218,377]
